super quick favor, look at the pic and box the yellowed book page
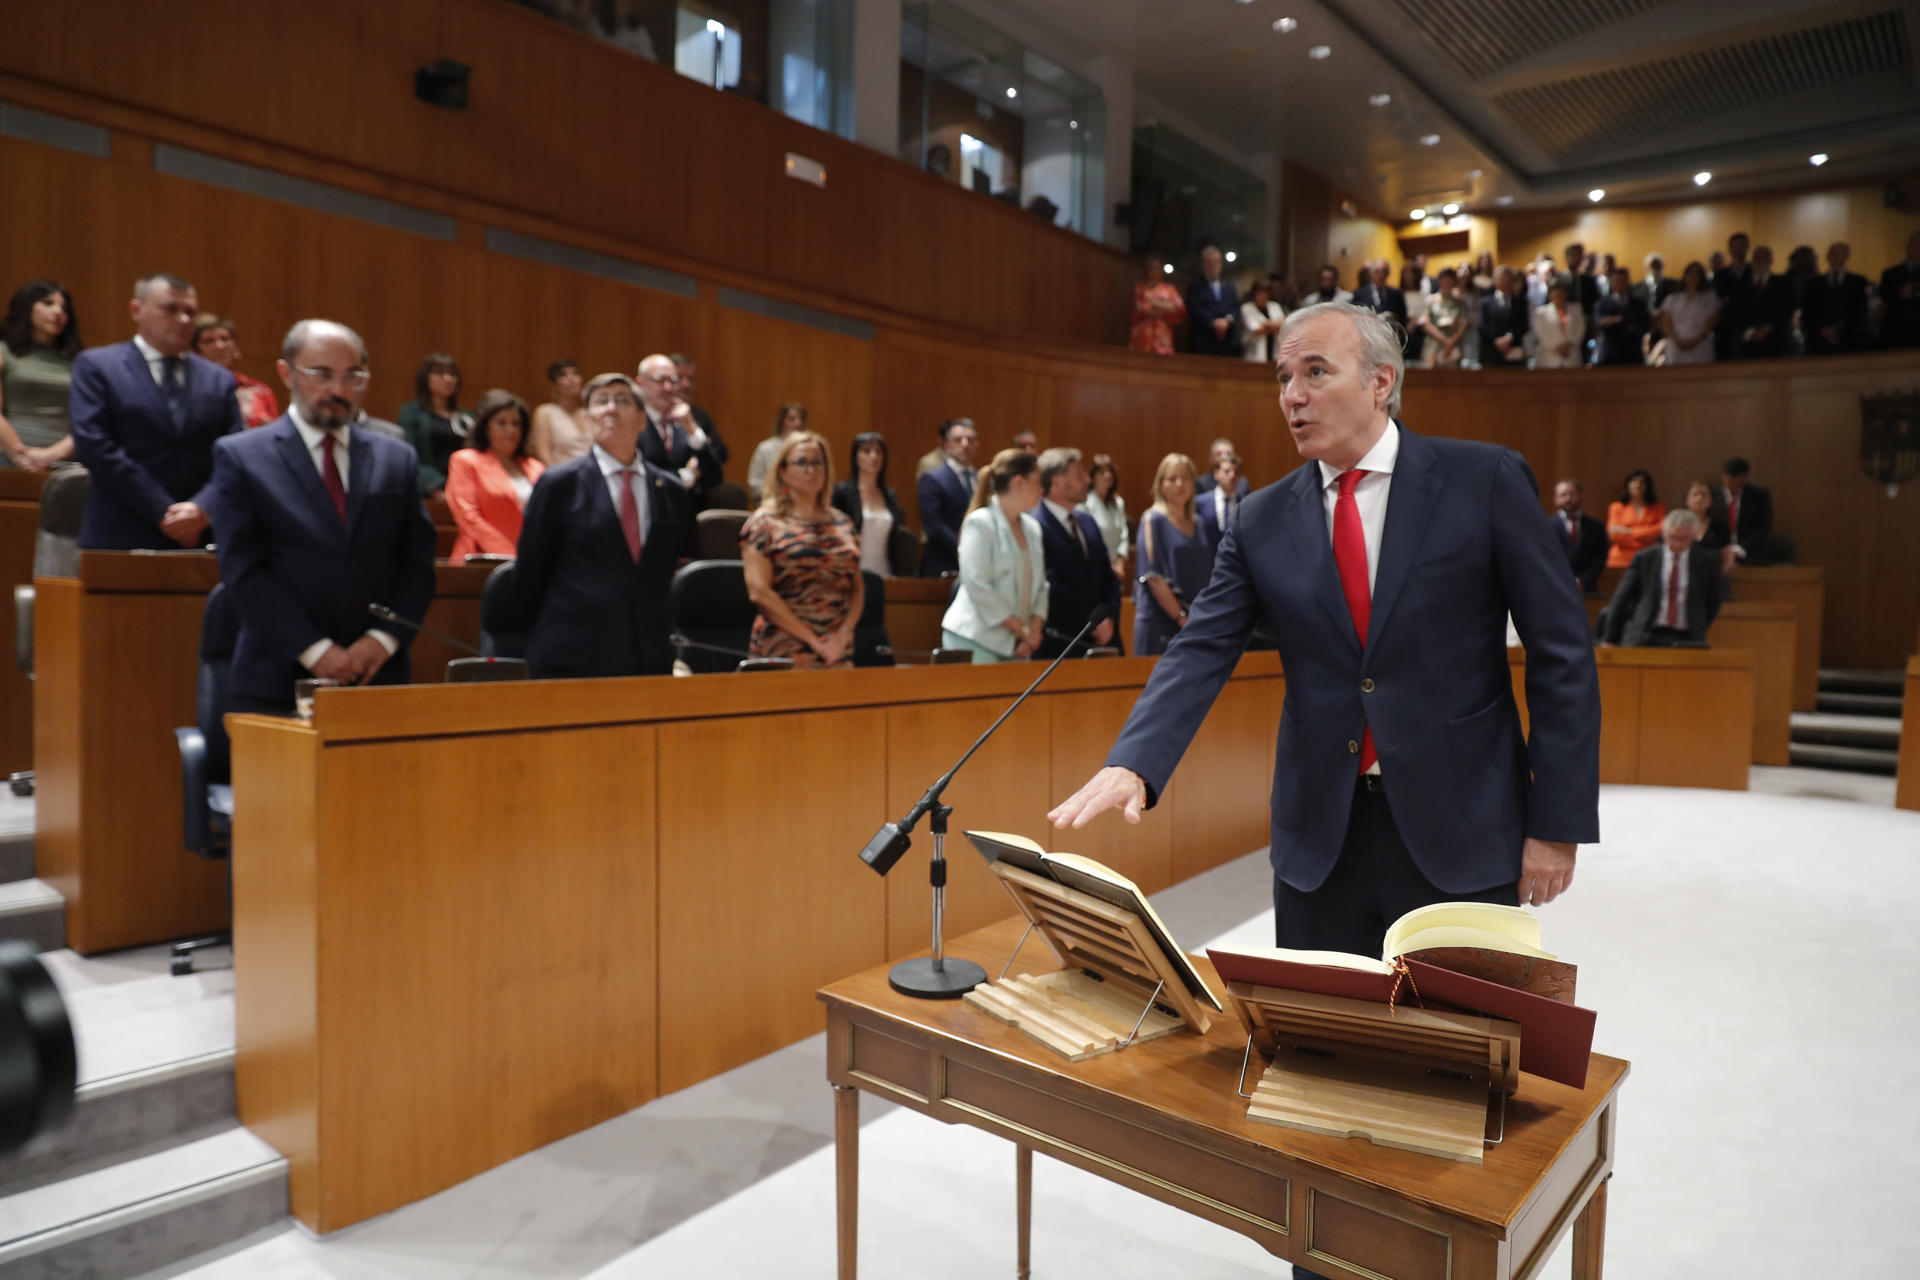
[1227,946,1393,974]
[971,830,1048,857]
[1389,925,1557,963]
[1382,902,1544,961]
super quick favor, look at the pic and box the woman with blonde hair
[939,448,1048,662]
[740,430,863,668]
[1133,452,1213,656]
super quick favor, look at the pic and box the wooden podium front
[0,469,47,776]
[33,552,491,954]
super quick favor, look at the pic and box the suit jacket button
[1347,739,1360,754]
[1360,678,1375,693]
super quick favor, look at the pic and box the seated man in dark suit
[1802,242,1870,354]
[1477,267,1530,366]
[1590,267,1649,367]
[1718,455,1779,566]
[1184,245,1239,356]
[635,353,723,513]
[204,320,438,714]
[1600,509,1723,647]
[1879,230,1920,349]
[515,373,689,679]
[1552,479,1608,593]
[1033,447,1119,658]
[68,272,244,549]
[916,416,977,577]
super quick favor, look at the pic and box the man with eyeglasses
[635,353,723,513]
[69,271,245,549]
[203,319,437,713]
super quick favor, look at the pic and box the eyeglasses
[588,394,639,410]
[640,373,682,386]
[295,366,372,388]
[784,457,826,470]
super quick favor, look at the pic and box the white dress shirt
[131,333,181,387]
[644,407,708,455]
[1317,419,1399,593]
[289,407,398,670]
[857,503,893,577]
[594,444,651,536]
[1660,544,1689,629]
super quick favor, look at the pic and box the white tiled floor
[149,779,1920,1279]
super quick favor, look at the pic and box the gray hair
[1664,508,1699,535]
[1274,301,1406,417]
[1036,446,1082,495]
[133,272,194,301]
[280,319,368,364]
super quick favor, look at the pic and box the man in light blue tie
[1184,245,1240,357]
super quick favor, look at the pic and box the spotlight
[1006,87,1017,99]
[1162,263,1174,275]
[1419,134,1440,146]
[1441,202,1460,215]
[1588,188,1605,202]
[1273,17,1298,32]
[1810,153,1829,166]
[1308,45,1331,59]
[1409,208,1426,220]
[1069,119,1078,129]
[1693,171,1712,186]
[1369,93,1391,106]
[1496,195,1513,205]
[1225,251,1238,263]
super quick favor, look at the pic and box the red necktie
[618,467,643,561]
[1727,492,1739,535]
[321,434,347,524]
[1665,552,1681,628]
[1333,469,1377,772]
[1567,514,1577,545]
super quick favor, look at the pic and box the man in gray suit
[1600,509,1723,647]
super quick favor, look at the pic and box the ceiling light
[1273,17,1298,32]
[1162,263,1174,275]
[1005,87,1017,99]
[1225,251,1239,263]
[1368,93,1391,107]
[1496,195,1513,205]
[1693,171,1711,186]
[1588,188,1605,202]
[1466,168,1482,179]
[1307,44,1331,59]
[1068,119,1077,128]
[1409,207,1426,220]
[1810,152,1829,166]
[1419,134,1440,146]
[1441,202,1460,216]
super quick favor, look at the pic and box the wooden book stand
[1226,981,1521,1164]
[963,864,1214,1061]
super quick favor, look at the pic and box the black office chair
[694,509,749,561]
[853,571,892,667]
[669,560,758,674]
[445,656,529,682]
[705,481,751,512]
[478,560,527,659]
[11,467,89,796]
[171,582,239,976]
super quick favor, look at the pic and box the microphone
[367,603,482,657]
[668,632,756,662]
[861,602,1111,878]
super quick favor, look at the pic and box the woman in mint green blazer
[939,448,1049,662]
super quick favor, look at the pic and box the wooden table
[1594,564,1823,711]
[33,552,490,953]
[0,468,47,776]
[822,917,1627,1280]
[1898,656,1920,814]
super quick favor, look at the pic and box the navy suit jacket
[1556,511,1608,592]
[917,461,973,577]
[1035,503,1120,658]
[1196,487,1239,550]
[1352,283,1408,329]
[1106,425,1601,893]
[514,452,688,679]
[1184,277,1240,356]
[69,341,244,549]
[205,417,438,703]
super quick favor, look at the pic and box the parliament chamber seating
[693,507,749,561]
[667,559,758,673]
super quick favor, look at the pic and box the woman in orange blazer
[446,390,546,559]
[1604,468,1666,568]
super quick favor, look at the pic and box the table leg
[836,1085,858,1280]
[1015,1144,1032,1279]
[1571,1177,1608,1280]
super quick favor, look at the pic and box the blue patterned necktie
[160,356,187,430]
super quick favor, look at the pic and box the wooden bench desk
[822,916,1628,1280]
[1898,657,1920,814]
[1595,564,1823,710]
[0,468,48,776]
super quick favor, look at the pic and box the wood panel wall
[0,0,1136,348]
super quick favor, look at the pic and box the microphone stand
[862,604,1111,998]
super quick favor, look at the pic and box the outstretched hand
[1047,766,1147,830]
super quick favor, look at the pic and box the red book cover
[1206,950,1596,1089]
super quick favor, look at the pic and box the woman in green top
[0,280,84,470]
[395,352,472,498]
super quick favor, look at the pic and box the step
[0,830,32,884]
[0,1125,286,1279]
[1789,712,1902,749]
[1788,742,1900,775]
[1816,667,1904,696]
[0,879,65,952]
[1814,690,1904,718]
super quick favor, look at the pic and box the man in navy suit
[1194,437,1251,499]
[69,273,245,549]
[1196,454,1243,550]
[917,417,977,577]
[1349,260,1407,330]
[515,372,689,679]
[1552,479,1609,593]
[204,320,438,714]
[1034,448,1119,658]
[1051,302,1599,996]
[1478,267,1531,366]
[1802,241,1870,354]
[1184,245,1239,357]
[1600,510,1723,647]
[635,354,724,515]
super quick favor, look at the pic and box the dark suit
[1590,292,1648,367]
[1194,473,1251,499]
[917,459,973,577]
[204,416,438,709]
[1725,274,1795,359]
[1632,277,1680,320]
[1879,261,1920,348]
[1106,425,1600,918]
[1184,277,1240,356]
[1035,503,1121,659]
[1557,271,1601,320]
[1554,511,1608,592]
[688,405,728,469]
[1195,487,1239,550]
[68,341,244,549]
[1477,291,1530,365]
[638,413,724,499]
[829,478,906,536]
[1601,543,1722,646]
[1719,483,1776,563]
[1802,270,1869,353]
[1351,282,1408,330]
[514,451,688,679]
[1711,262,1752,360]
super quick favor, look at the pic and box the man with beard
[205,318,437,714]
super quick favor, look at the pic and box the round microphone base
[887,955,987,1000]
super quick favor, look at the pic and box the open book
[1254,901,1577,1003]
[964,831,1223,1013]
